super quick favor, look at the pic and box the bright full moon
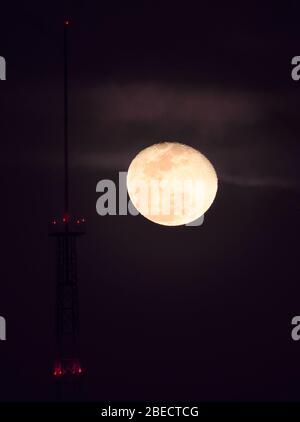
[127,142,218,226]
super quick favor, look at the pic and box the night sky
[1,1,300,401]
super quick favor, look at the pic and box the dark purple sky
[1,1,300,401]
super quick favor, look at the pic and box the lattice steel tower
[49,20,85,398]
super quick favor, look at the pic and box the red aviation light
[71,361,83,376]
[62,214,69,223]
[53,362,63,377]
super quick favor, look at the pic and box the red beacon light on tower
[49,215,86,235]
[53,358,83,378]
[76,217,86,225]
[62,213,70,223]
[53,361,64,377]
[71,360,83,376]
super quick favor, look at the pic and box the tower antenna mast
[64,20,69,216]
[49,19,86,400]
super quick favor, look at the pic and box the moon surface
[127,142,218,226]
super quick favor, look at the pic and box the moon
[127,142,218,226]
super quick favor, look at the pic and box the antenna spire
[64,20,69,216]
